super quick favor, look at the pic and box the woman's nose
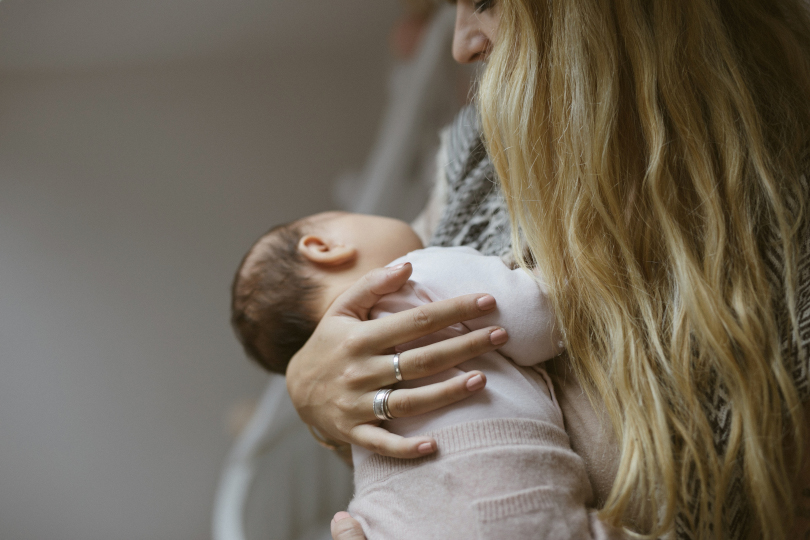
[452,9,491,64]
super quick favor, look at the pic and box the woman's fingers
[385,371,487,418]
[363,293,499,350]
[395,327,507,381]
[331,512,367,540]
[355,326,507,389]
[355,371,487,425]
[351,423,437,459]
[347,372,489,457]
[349,370,488,457]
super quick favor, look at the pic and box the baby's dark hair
[230,221,321,374]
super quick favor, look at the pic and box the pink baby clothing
[348,247,622,540]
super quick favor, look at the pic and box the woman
[287,1,810,538]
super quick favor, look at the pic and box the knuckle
[333,424,348,440]
[333,395,356,416]
[340,330,366,355]
[339,364,365,389]
[410,307,434,332]
[358,272,376,292]
[333,423,350,441]
[361,268,386,292]
[342,425,359,442]
[466,334,486,356]
[358,271,373,285]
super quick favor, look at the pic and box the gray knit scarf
[429,105,810,539]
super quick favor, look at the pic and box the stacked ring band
[392,352,404,382]
[373,388,395,421]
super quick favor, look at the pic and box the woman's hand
[286,262,507,459]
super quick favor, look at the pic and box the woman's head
[477,0,810,538]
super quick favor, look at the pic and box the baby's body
[349,246,608,539]
[232,212,618,540]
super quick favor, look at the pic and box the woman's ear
[297,234,358,267]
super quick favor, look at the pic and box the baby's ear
[298,235,357,267]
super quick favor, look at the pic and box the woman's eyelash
[473,0,494,13]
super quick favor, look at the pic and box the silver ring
[373,388,395,421]
[392,353,404,382]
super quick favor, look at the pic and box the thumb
[328,263,412,319]
[331,512,367,540]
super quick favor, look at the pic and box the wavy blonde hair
[478,0,810,538]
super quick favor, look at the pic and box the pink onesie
[348,247,622,540]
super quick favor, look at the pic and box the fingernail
[466,374,485,391]
[418,442,435,455]
[388,262,410,275]
[490,328,508,345]
[333,512,351,523]
[477,295,496,310]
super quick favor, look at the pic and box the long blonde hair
[478,0,810,538]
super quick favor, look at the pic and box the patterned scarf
[429,105,810,539]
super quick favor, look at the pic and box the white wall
[0,46,395,540]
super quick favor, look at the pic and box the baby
[231,211,610,540]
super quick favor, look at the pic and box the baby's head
[231,211,423,374]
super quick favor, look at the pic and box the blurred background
[0,1,470,539]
